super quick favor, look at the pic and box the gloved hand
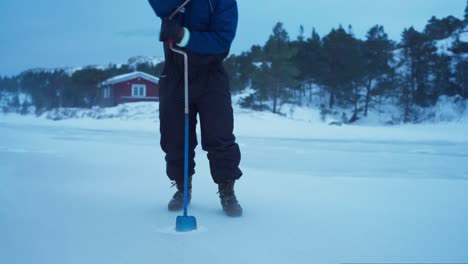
[159,18,184,43]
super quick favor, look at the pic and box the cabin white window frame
[103,87,111,98]
[132,84,147,97]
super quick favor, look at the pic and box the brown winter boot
[168,176,192,211]
[218,180,243,217]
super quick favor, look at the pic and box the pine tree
[0,76,6,93]
[136,63,156,76]
[224,47,260,92]
[297,25,305,42]
[400,27,436,108]
[262,22,298,113]
[452,37,468,98]
[250,63,275,110]
[298,28,324,104]
[322,26,363,109]
[290,27,321,104]
[465,0,468,24]
[455,62,468,98]
[362,25,395,116]
[432,55,456,98]
[20,71,54,113]
[71,68,110,107]
[424,16,463,40]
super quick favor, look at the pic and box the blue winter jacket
[148,0,238,55]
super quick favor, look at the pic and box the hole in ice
[154,225,208,235]
[410,149,436,154]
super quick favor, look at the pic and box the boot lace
[223,194,239,205]
[172,190,184,200]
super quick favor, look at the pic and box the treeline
[1,3,467,123]
[0,61,164,114]
[224,5,468,122]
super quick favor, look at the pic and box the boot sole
[223,208,243,217]
[168,206,184,212]
[168,200,191,212]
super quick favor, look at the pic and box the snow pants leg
[159,64,242,185]
[159,75,198,183]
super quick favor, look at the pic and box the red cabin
[99,71,159,107]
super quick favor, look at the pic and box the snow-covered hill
[127,56,164,69]
[9,55,164,77]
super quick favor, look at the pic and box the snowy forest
[1,3,467,123]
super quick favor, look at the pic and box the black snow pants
[158,45,242,184]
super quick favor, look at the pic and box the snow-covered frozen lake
[1,115,468,264]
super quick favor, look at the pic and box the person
[148,0,243,217]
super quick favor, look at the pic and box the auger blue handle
[170,42,196,232]
[169,42,190,217]
[183,114,189,217]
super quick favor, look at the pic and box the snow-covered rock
[418,95,468,123]
[44,102,160,121]
[127,56,164,69]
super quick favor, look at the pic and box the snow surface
[1,99,468,264]
[435,36,456,56]
[0,92,31,106]
[434,27,467,56]
[127,56,164,69]
[460,31,468,42]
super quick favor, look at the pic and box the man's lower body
[159,62,243,217]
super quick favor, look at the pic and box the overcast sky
[0,0,466,76]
